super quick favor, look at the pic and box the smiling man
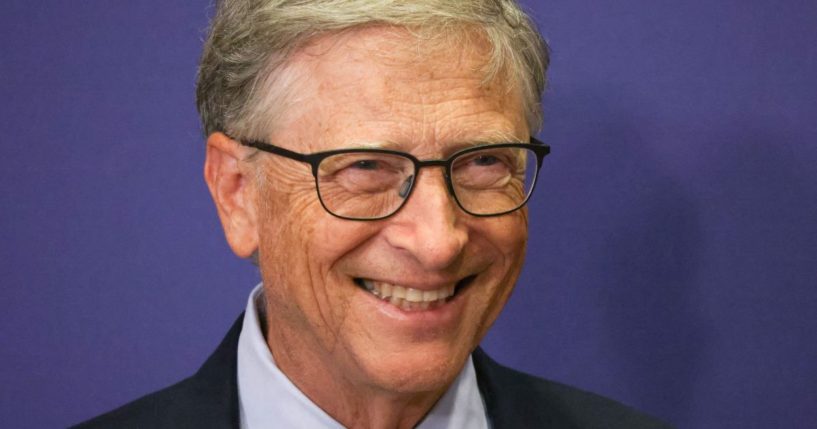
[76,1,670,428]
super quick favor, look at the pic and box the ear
[204,132,259,258]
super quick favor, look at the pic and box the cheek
[305,220,384,278]
[479,210,529,262]
[265,219,385,345]
[258,195,381,301]
[472,212,528,315]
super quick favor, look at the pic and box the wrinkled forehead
[266,26,525,145]
[270,26,515,107]
[321,30,495,89]
[307,25,490,64]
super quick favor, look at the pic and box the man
[77,0,671,428]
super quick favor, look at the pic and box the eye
[472,154,500,166]
[351,159,382,170]
[318,152,414,195]
[455,151,513,171]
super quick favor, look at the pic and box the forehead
[269,26,528,152]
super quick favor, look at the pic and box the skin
[204,26,530,429]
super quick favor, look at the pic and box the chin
[353,341,472,394]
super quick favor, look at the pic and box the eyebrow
[441,130,529,155]
[470,129,525,143]
[344,130,526,153]
[345,140,399,150]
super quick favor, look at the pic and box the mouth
[353,276,476,311]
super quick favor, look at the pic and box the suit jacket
[73,315,672,428]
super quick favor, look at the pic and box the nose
[382,168,469,271]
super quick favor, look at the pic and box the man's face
[249,28,529,394]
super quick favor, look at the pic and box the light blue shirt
[237,283,490,429]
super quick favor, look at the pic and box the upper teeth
[361,279,455,303]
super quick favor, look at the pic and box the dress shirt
[237,283,489,429]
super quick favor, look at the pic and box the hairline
[230,23,528,144]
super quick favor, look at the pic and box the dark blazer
[73,315,672,428]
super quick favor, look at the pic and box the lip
[353,275,476,302]
[353,275,476,327]
[353,276,473,293]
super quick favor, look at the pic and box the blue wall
[2,1,815,427]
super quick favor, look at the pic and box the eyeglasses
[239,137,550,221]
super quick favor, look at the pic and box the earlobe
[204,132,259,258]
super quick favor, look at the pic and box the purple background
[2,1,816,427]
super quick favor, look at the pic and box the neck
[265,324,451,429]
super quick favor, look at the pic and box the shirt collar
[237,283,489,429]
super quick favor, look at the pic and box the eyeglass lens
[316,146,539,219]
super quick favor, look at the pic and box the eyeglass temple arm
[240,140,311,163]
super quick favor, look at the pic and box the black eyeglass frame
[238,137,551,221]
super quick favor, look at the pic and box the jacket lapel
[185,313,244,428]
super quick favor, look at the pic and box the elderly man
[77,1,670,428]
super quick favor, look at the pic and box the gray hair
[196,0,550,141]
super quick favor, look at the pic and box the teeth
[381,283,393,298]
[405,288,422,303]
[359,279,457,308]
